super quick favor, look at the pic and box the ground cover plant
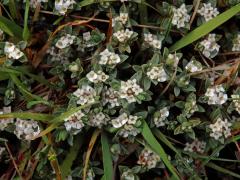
[0,0,240,179]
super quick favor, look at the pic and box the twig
[190,0,201,26]
[4,142,23,180]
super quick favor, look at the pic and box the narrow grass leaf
[0,112,53,122]
[206,162,240,179]
[9,73,44,102]
[60,135,83,178]
[101,132,114,180]
[8,0,18,19]
[170,3,240,52]
[0,16,23,39]
[83,129,101,180]
[23,0,30,40]
[142,121,180,180]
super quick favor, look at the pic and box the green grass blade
[9,73,43,102]
[23,0,30,40]
[8,0,18,19]
[170,3,240,52]
[206,162,240,179]
[60,135,83,178]
[101,132,114,180]
[0,16,23,39]
[141,121,180,180]
[0,112,53,121]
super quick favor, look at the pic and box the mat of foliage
[0,0,240,180]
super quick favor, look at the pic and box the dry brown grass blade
[106,10,113,43]
[215,61,240,85]
[4,142,23,180]
[83,129,101,180]
[47,134,62,180]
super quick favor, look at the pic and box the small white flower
[185,60,203,73]
[166,53,180,67]
[232,34,240,52]
[147,66,168,82]
[144,33,162,49]
[86,70,109,83]
[73,85,96,105]
[113,13,128,27]
[4,42,24,60]
[99,49,121,65]
[112,113,140,137]
[172,4,190,28]
[88,112,109,128]
[137,148,161,169]
[119,79,143,103]
[113,29,134,43]
[55,34,76,49]
[102,87,120,107]
[154,107,169,127]
[200,34,220,58]
[64,110,85,132]
[14,119,40,140]
[205,84,228,105]
[28,0,48,8]
[55,0,75,15]
[184,139,206,153]
[198,3,219,22]
[83,32,91,41]
[231,94,240,114]
[0,107,14,131]
[209,118,232,141]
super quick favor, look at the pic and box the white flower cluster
[154,107,169,127]
[231,94,240,114]
[209,118,232,140]
[55,34,76,49]
[99,49,121,65]
[113,13,128,27]
[0,107,14,131]
[55,0,75,15]
[29,0,48,8]
[205,84,228,105]
[14,119,40,140]
[102,87,120,108]
[147,66,168,82]
[144,33,162,49]
[47,46,70,63]
[200,34,220,58]
[119,79,143,103]
[64,110,85,132]
[4,42,24,60]
[232,34,240,51]
[112,113,140,137]
[86,70,109,83]
[172,4,190,28]
[113,29,134,43]
[184,139,206,153]
[185,60,203,73]
[73,85,96,105]
[137,148,161,169]
[89,112,109,128]
[197,3,219,22]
